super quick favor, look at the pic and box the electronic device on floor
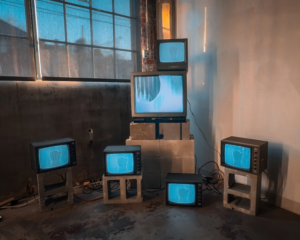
[103,145,142,176]
[156,38,188,71]
[165,173,202,207]
[131,71,187,123]
[221,136,268,175]
[30,138,77,173]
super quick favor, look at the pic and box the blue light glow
[159,42,185,63]
[39,145,69,170]
[224,144,251,170]
[134,75,184,113]
[168,183,195,204]
[106,153,134,174]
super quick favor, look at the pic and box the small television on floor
[156,38,188,71]
[30,138,77,174]
[131,71,187,123]
[221,136,268,174]
[103,145,141,176]
[166,173,202,207]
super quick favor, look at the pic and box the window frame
[0,0,141,82]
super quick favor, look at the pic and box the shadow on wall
[267,142,289,207]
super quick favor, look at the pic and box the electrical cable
[187,99,221,158]
[0,198,38,209]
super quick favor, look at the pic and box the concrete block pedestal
[223,167,262,216]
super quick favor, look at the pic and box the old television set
[30,138,77,174]
[103,145,141,176]
[221,136,268,174]
[166,173,202,207]
[157,38,188,71]
[131,71,187,123]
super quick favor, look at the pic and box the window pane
[92,11,113,47]
[68,45,93,78]
[93,0,112,12]
[36,0,65,41]
[0,0,27,37]
[116,50,136,79]
[94,48,114,79]
[0,36,34,77]
[66,0,89,7]
[66,5,91,44]
[40,41,68,77]
[114,0,131,17]
[115,16,132,50]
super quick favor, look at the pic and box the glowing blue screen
[159,42,185,63]
[106,153,134,174]
[39,145,69,170]
[168,183,195,204]
[134,75,184,113]
[224,144,251,170]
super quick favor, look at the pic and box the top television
[30,138,77,174]
[157,38,188,71]
[131,71,187,123]
[221,136,268,175]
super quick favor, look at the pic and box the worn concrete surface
[0,81,131,202]
[1,190,300,240]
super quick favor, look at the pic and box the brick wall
[140,0,157,72]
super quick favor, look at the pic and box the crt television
[156,38,188,71]
[131,71,187,123]
[166,173,202,207]
[221,136,268,174]
[103,145,141,176]
[30,138,77,174]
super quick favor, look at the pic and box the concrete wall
[0,81,131,202]
[177,0,300,215]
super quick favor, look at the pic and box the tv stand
[37,167,74,212]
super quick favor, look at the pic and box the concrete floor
[1,189,300,240]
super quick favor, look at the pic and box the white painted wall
[177,0,300,215]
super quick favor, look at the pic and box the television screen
[159,42,185,63]
[106,153,134,174]
[39,145,70,170]
[134,75,184,114]
[168,183,196,204]
[224,144,251,170]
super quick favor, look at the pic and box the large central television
[221,136,268,174]
[103,145,141,176]
[156,38,188,71]
[131,71,187,123]
[166,173,202,207]
[30,138,77,174]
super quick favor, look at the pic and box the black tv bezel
[30,138,77,174]
[156,38,188,71]
[103,145,142,177]
[130,71,188,118]
[166,182,198,206]
[221,142,253,173]
[165,173,202,207]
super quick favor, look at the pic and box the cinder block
[103,174,143,204]
[182,120,190,140]
[126,139,159,157]
[37,167,74,212]
[223,168,262,216]
[143,157,161,172]
[159,123,180,140]
[160,138,195,158]
[129,122,156,140]
[182,157,195,173]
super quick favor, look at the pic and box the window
[0,0,35,78]
[157,0,176,40]
[0,0,140,81]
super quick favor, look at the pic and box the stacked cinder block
[126,120,195,189]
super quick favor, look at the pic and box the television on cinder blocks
[103,145,141,176]
[221,136,268,175]
[30,138,77,174]
[156,38,188,71]
[166,173,202,207]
